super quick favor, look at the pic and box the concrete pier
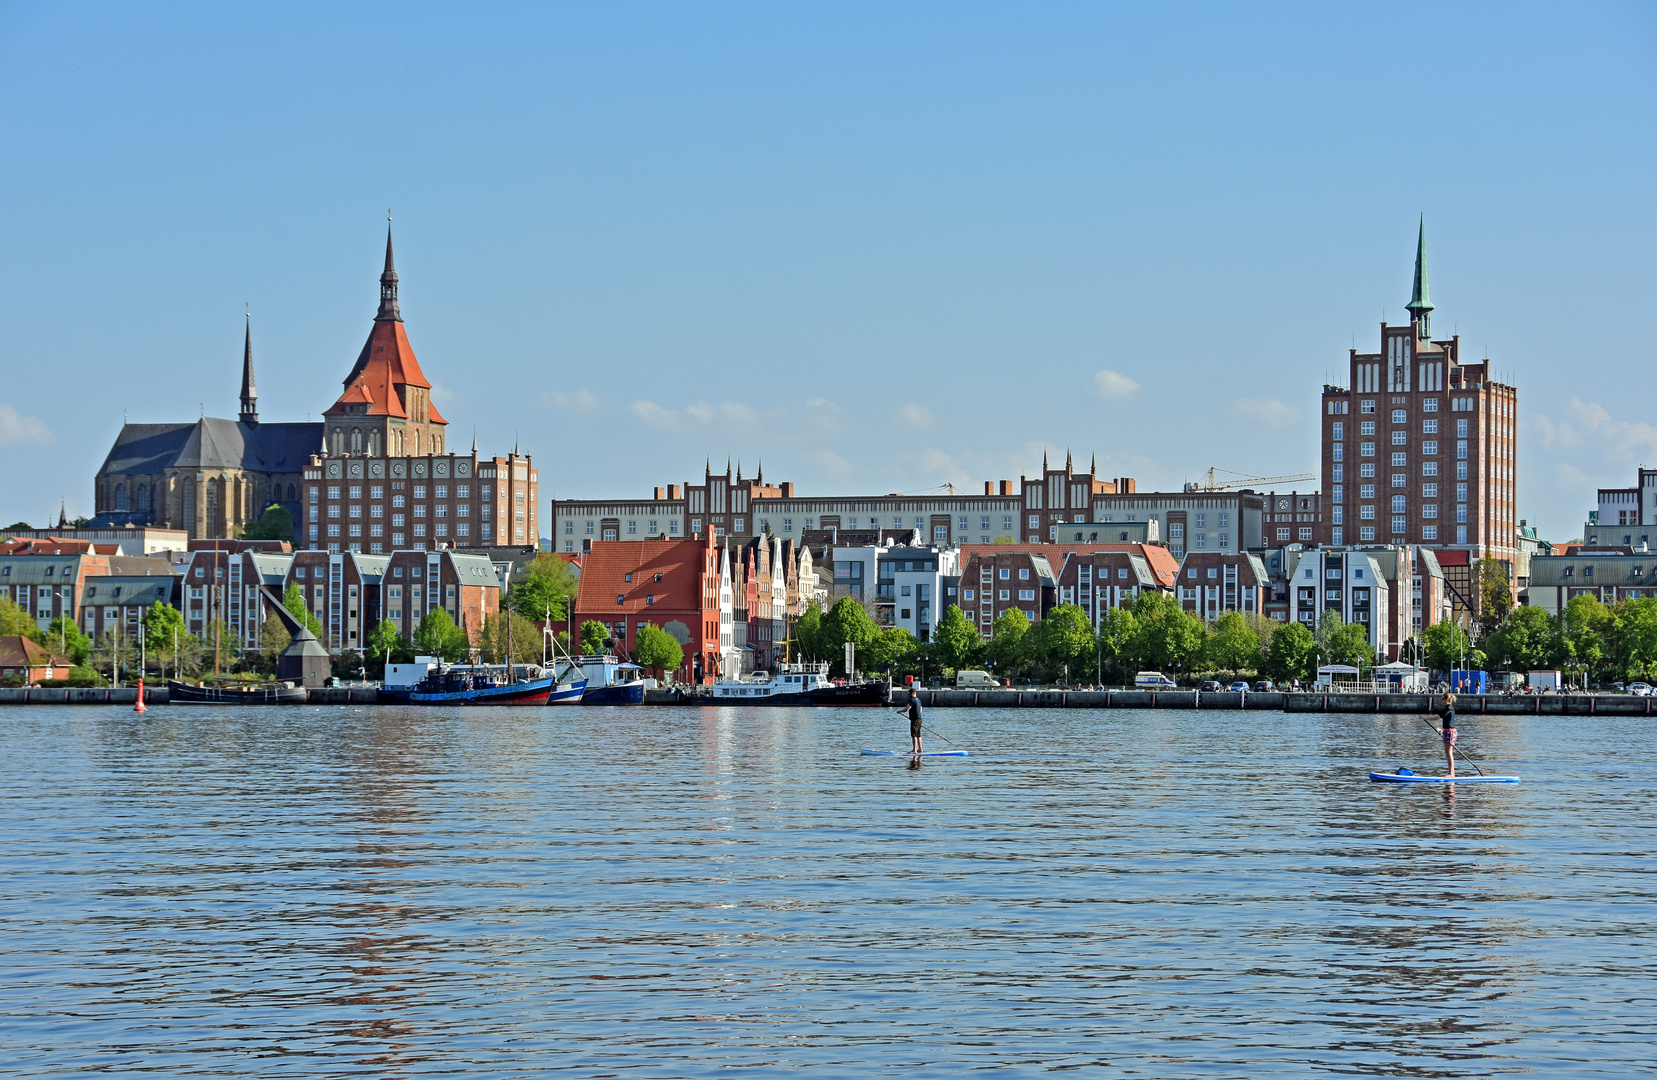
[887,687,1657,715]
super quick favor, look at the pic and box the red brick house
[572,533,730,682]
[0,636,73,683]
[1175,551,1271,619]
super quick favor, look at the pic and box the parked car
[1228,681,1250,692]
[1199,680,1223,692]
[1630,682,1654,697]
[1254,680,1275,692]
[1134,671,1178,689]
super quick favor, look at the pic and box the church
[91,230,446,541]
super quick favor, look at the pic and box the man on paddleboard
[907,695,924,755]
[1439,694,1457,777]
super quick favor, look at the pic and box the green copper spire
[1405,215,1432,339]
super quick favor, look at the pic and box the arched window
[137,484,149,512]
[115,483,127,511]
[351,428,363,454]
[288,483,297,502]
[331,428,343,455]
[368,430,381,457]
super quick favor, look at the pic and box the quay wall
[887,688,1657,716]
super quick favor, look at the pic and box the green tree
[1612,597,1657,681]
[1128,591,1206,675]
[509,553,579,622]
[257,613,291,675]
[1095,605,1137,684]
[1314,611,1373,670]
[821,597,881,675]
[42,616,92,665]
[580,619,611,654]
[1556,593,1614,685]
[1420,618,1472,676]
[633,622,684,677]
[282,584,323,637]
[412,608,470,661]
[931,604,981,673]
[1263,620,1316,682]
[240,504,295,544]
[1484,605,1552,673]
[1477,558,1515,638]
[480,610,542,664]
[985,607,1033,680]
[792,602,825,661]
[364,618,412,676]
[141,602,202,679]
[0,597,43,642]
[334,650,364,680]
[865,626,918,674]
[1033,603,1095,683]
[1204,611,1263,675]
[88,629,135,685]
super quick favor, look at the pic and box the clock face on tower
[1277,499,1290,511]
[391,461,406,478]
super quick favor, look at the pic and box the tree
[931,604,981,673]
[865,626,918,674]
[1033,603,1094,683]
[43,616,92,665]
[334,649,364,679]
[792,602,825,661]
[633,622,684,678]
[509,553,578,623]
[480,610,542,664]
[1128,591,1206,675]
[580,619,610,655]
[1264,620,1315,682]
[412,608,470,661]
[1485,605,1552,673]
[1205,611,1263,675]
[1095,605,1137,684]
[141,602,202,679]
[257,614,291,675]
[282,584,323,637]
[1477,558,1515,638]
[1612,597,1657,682]
[3,521,33,533]
[364,618,411,677]
[1315,611,1373,670]
[0,597,42,642]
[1556,593,1614,685]
[240,504,294,544]
[985,607,1033,680]
[1421,618,1472,676]
[821,597,881,675]
[89,629,133,685]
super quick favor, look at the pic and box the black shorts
[910,719,923,738]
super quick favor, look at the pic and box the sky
[0,2,1653,543]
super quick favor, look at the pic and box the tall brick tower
[1319,219,1518,588]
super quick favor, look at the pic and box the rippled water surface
[2,704,1655,1077]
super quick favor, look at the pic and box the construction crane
[1183,467,1315,493]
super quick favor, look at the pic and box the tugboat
[701,661,886,706]
[566,654,647,705]
[379,660,562,705]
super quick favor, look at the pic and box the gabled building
[1052,549,1167,628]
[1175,551,1271,619]
[570,533,731,683]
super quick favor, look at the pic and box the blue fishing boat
[380,661,566,706]
[565,654,647,705]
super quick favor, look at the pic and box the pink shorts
[1442,728,1458,745]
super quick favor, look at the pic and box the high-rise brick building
[1320,221,1518,598]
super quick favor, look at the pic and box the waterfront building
[1284,544,1447,661]
[0,538,174,635]
[1051,549,1168,628]
[1175,551,1271,619]
[1582,467,1657,550]
[1319,221,1518,574]
[827,539,961,641]
[1525,548,1657,615]
[569,533,734,682]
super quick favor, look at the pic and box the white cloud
[815,450,851,478]
[0,404,53,447]
[720,402,758,424]
[544,389,599,413]
[430,384,459,407]
[1564,398,1657,462]
[1088,369,1140,401]
[1231,396,1301,429]
[895,403,935,430]
[630,400,678,430]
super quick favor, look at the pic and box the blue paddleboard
[860,749,969,757]
[1370,771,1518,783]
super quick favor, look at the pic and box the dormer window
[625,572,633,582]
[616,594,625,605]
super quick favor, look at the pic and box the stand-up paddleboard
[1370,770,1518,783]
[860,749,969,757]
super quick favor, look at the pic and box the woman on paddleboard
[907,695,924,755]
[1439,694,1457,777]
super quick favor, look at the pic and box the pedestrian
[907,694,924,755]
[1439,693,1458,777]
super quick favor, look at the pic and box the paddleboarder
[1439,693,1458,777]
[907,694,924,755]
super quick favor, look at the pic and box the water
[2,705,1654,1077]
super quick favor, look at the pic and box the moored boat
[379,662,561,705]
[565,654,647,705]
[167,680,309,704]
[698,662,885,706]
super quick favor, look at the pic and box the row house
[1525,550,1657,616]
[289,548,498,653]
[1053,549,1166,629]
[176,540,292,647]
[79,574,174,643]
[1176,551,1271,619]
[570,533,733,683]
[1284,545,1446,662]
[2,539,175,637]
[732,536,792,670]
[957,549,1058,632]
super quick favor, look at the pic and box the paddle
[1415,711,1485,777]
[894,707,960,749]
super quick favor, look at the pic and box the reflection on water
[1,704,1653,1077]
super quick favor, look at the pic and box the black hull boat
[167,680,309,704]
[696,663,887,706]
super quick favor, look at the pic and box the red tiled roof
[327,319,445,423]
[0,539,95,555]
[0,636,69,669]
[574,539,708,617]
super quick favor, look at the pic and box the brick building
[953,539,1177,632]
[1320,221,1518,570]
[1052,549,1168,629]
[571,534,733,682]
[1,538,175,638]
[1175,551,1271,619]
[0,636,74,683]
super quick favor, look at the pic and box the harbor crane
[1183,467,1315,493]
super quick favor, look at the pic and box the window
[309,487,319,504]
[1423,504,1438,518]
[1028,515,1039,530]
[1298,527,1312,542]
[328,524,340,537]
[1361,400,1375,414]
[1360,421,1376,436]
[1195,514,1206,528]
[669,521,679,534]
[585,521,594,534]
[1000,568,1010,579]
[1390,473,1405,489]
[1423,419,1438,434]
[1422,526,1438,540]
[734,519,743,532]
[349,504,362,518]
[1333,444,1344,462]
[1218,513,1229,527]
[392,494,405,508]
[413,504,426,518]
[1456,419,1469,438]
[1456,483,1468,501]
[1332,421,1344,440]
[1457,440,1468,460]
[434,485,447,499]
[327,485,340,499]
[1392,495,1407,513]
[1361,442,1375,457]
[1456,462,1468,480]
[1018,589,1035,601]
[1423,461,1438,477]
[1003,517,1013,530]
[1392,409,1407,424]
[1392,453,1407,467]
[391,514,404,527]
[1360,505,1375,520]
[457,485,469,498]
[964,589,974,601]
[413,485,426,499]
[1424,399,1438,412]
[1423,440,1438,455]
[1333,465,1344,483]
[1456,506,1468,523]
[1422,483,1438,497]
[628,521,637,534]
[1019,568,1030,580]
[1360,463,1375,478]
[998,590,1010,601]
[1360,526,1375,541]
[1392,431,1407,445]
[564,521,573,534]
[370,504,383,519]
[1360,484,1375,499]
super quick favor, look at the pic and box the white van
[1134,671,1177,689]
[955,669,1002,689]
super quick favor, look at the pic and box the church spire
[377,220,402,322]
[239,314,258,424]
[1405,215,1433,340]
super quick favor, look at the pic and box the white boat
[702,662,885,706]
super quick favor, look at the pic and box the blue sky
[0,2,1652,542]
